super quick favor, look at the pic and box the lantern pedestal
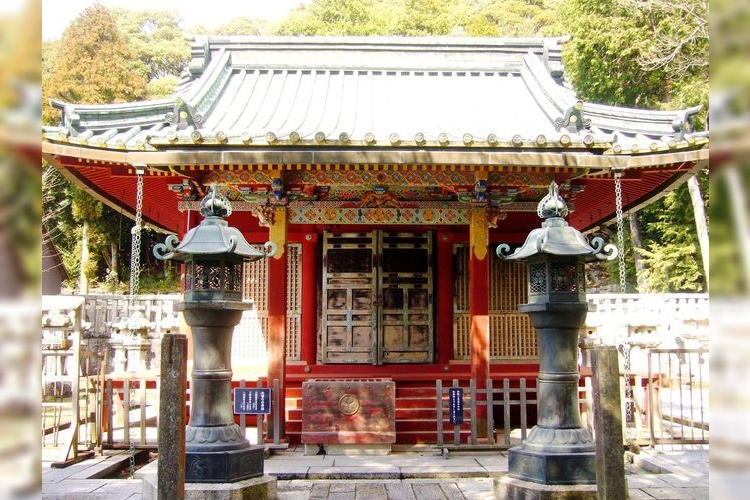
[507,302,596,485]
[177,302,264,483]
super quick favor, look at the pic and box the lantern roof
[154,185,276,261]
[497,181,617,261]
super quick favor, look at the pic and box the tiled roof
[43,36,706,155]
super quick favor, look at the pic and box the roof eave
[42,137,708,170]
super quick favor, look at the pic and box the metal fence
[646,348,709,446]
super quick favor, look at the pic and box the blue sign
[233,388,271,415]
[449,388,463,424]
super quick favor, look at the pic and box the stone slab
[494,476,597,500]
[307,465,400,479]
[142,473,277,499]
[401,465,488,479]
[640,486,708,499]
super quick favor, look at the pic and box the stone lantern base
[142,472,276,499]
[508,447,596,485]
[185,446,265,483]
[494,476,597,500]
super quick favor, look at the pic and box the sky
[42,0,312,40]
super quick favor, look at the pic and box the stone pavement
[42,444,708,499]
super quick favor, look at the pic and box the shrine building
[42,36,708,444]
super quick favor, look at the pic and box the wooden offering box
[301,378,396,444]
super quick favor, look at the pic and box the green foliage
[137,268,181,294]
[206,17,270,35]
[274,0,393,35]
[146,75,181,99]
[111,8,191,80]
[42,40,59,84]
[636,178,708,292]
[559,0,665,107]
[393,0,461,36]
[272,0,562,37]
[463,0,563,37]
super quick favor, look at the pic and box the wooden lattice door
[321,231,434,364]
[378,232,433,363]
[321,232,378,364]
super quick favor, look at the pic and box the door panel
[321,232,378,364]
[378,232,433,364]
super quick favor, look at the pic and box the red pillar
[267,207,287,441]
[436,232,454,365]
[469,208,490,438]
[300,233,318,365]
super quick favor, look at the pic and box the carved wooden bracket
[487,207,508,228]
[250,204,276,227]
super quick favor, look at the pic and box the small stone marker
[591,346,628,500]
[157,333,188,499]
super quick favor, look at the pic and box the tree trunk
[687,174,709,288]
[629,211,649,292]
[111,241,118,282]
[79,220,89,295]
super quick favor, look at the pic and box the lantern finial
[200,184,232,218]
[537,181,568,219]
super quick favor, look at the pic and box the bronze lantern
[496,181,616,485]
[154,185,275,483]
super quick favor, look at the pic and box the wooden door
[378,232,433,363]
[321,230,433,364]
[321,232,378,364]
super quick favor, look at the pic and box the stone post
[591,346,628,500]
[157,333,187,499]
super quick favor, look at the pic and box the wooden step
[394,397,436,408]
[395,408,437,420]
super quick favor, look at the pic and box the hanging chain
[128,380,136,477]
[614,170,634,426]
[129,169,145,296]
[614,171,627,294]
[127,169,144,476]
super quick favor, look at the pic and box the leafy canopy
[43,4,147,124]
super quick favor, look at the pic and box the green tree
[274,0,392,35]
[43,4,147,124]
[209,17,270,35]
[43,4,149,292]
[559,0,667,107]
[463,0,562,37]
[393,0,461,36]
[111,8,191,80]
[636,173,709,292]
